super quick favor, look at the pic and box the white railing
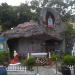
[68,65,74,71]
[6,64,36,75]
[6,65,27,72]
[68,65,75,75]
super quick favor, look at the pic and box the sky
[0,0,32,6]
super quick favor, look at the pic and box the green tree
[0,0,75,31]
[0,3,18,30]
[42,0,75,16]
[0,2,38,30]
[30,0,75,24]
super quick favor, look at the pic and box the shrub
[51,54,60,61]
[27,56,36,66]
[0,51,9,66]
[63,55,75,65]
[26,56,36,70]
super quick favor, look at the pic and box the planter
[61,65,71,75]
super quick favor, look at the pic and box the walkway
[33,65,62,75]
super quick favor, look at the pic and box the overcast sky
[0,0,32,6]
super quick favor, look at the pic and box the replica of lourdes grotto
[1,7,68,65]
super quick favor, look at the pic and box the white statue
[14,50,18,57]
[48,16,53,28]
[72,43,75,56]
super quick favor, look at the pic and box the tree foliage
[0,0,75,31]
[0,3,38,30]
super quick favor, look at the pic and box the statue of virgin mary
[72,43,75,56]
[48,15,53,28]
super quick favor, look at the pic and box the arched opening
[7,38,19,59]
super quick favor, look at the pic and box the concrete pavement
[33,66,62,75]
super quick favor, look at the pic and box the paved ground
[7,71,35,75]
[7,66,62,75]
[7,62,75,75]
[33,66,62,75]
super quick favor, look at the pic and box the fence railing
[6,65,36,75]
[68,65,74,71]
[68,65,75,75]
[6,65,27,72]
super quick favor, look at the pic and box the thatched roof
[2,21,46,39]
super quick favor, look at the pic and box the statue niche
[46,11,55,28]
